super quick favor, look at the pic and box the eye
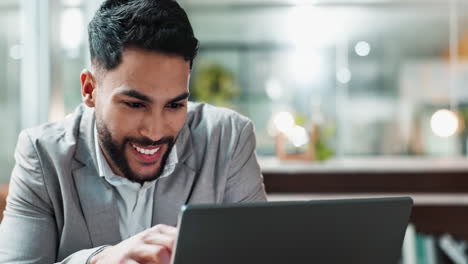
[166,102,185,109]
[125,102,145,109]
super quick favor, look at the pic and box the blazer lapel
[73,165,121,246]
[152,122,197,226]
[152,164,196,226]
[72,105,121,246]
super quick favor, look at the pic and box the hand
[89,224,177,264]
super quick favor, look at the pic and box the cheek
[100,105,143,139]
[167,111,187,135]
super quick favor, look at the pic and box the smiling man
[0,1,267,263]
[88,49,189,184]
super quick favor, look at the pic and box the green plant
[192,63,239,106]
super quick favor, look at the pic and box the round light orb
[337,68,352,84]
[9,44,23,60]
[430,109,459,138]
[286,125,309,148]
[355,41,371,57]
[265,79,283,100]
[273,111,295,134]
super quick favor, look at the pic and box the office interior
[1,0,468,263]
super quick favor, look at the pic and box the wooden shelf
[261,157,468,240]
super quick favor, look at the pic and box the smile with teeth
[131,144,160,155]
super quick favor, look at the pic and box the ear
[81,69,97,108]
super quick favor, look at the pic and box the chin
[139,171,160,180]
[135,164,160,175]
[130,166,162,183]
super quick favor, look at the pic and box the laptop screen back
[171,197,413,264]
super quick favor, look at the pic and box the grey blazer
[0,102,267,263]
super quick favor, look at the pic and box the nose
[139,110,166,142]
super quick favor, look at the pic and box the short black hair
[88,0,199,71]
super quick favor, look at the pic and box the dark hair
[88,0,199,71]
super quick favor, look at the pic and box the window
[0,0,21,182]
[181,0,468,158]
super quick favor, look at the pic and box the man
[0,0,267,263]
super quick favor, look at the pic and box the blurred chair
[0,184,8,223]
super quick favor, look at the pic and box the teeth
[132,144,160,155]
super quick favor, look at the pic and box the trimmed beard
[95,118,174,184]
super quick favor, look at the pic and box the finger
[131,244,171,264]
[150,224,178,237]
[142,233,176,251]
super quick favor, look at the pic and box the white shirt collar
[94,124,178,190]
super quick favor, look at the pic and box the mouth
[130,143,164,164]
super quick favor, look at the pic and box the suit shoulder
[23,121,66,145]
[19,105,86,153]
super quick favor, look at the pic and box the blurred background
[2,0,468,171]
[3,0,468,261]
[3,0,468,183]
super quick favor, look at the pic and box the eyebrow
[167,92,190,104]
[118,89,190,104]
[119,90,153,103]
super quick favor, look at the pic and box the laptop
[170,197,413,264]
